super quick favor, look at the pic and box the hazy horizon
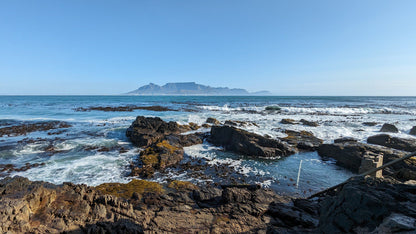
[0,1,415,96]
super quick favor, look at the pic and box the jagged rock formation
[126,116,204,178]
[318,141,416,180]
[367,134,416,152]
[209,125,297,157]
[280,130,323,151]
[319,177,416,233]
[0,176,318,233]
[2,176,415,233]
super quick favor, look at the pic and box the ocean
[1,95,415,196]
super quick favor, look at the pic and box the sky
[0,0,415,95]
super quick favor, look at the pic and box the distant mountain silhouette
[126,82,271,95]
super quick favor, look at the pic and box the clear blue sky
[0,0,415,95]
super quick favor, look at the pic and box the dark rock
[280,130,323,151]
[334,137,358,144]
[209,125,297,157]
[265,106,281,111]
[380,123,399,133]
[318,177,416,233]
[224,120,258,127]
[317,142,416,179]
[126,116,183,147]
[0,121,71,137]
[206,117,220,125]
[280,119,297,125]
[367,134,416,152]
[363,122,378,126]
[300,119,319,127]
[410,126,416,136]
[0,176,315,233]
[165,133,205,147]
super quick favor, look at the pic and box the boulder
[363,122,378,126]
[130,140,184,178]
[206,117,220,125]
[126,116,183,147]
[380,123,399,133]
[367,134,416,152]
[209,125,297,157]
[300,119,319,127]
[165,133,205,147]
[334,137,358,144]
[281,130,323,151]
[317,142,416,178]
[410,126,416,136]
[319,177,416,233]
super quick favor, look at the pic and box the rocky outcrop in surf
[209,125,297,157]
[368,134,416,152]
[318,140,416,180]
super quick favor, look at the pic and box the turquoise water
[1,96,415,196]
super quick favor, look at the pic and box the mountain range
[126,82,271,95]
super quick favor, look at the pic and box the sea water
[1,96,415,196]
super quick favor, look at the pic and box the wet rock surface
[0,176,317,233]
[367,134,416,152]
[209,125,297,157]
[0,121,71,137]
[2,175,414,233]
[319,176,416,233]
[380,123,399,133]
[127,116,207,178]
[126,116,184,147]
[410,126,416,136]
[318,141,416,180]
[281,130,323,151]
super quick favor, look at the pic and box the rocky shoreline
[1,116,416,232]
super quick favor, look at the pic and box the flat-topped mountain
[126,82,271,95]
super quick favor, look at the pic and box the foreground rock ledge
[1,176,414,233]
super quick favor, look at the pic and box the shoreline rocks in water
[318,140,416,180]
[410,126,416,136]
[281,130,323,151]
[0,121,71,137]
[126,116,206,178]
[380,123,399,133]
[367,134,416,152]
[209,125,297,157]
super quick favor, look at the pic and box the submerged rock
[363,122,378,126]
[280,118,297,125]
[367,134,416,152]
[300,119,319,127]
[0,121,71,137]
[209,125,297,157]
[380,123,399,133]
[281,130,323,151]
